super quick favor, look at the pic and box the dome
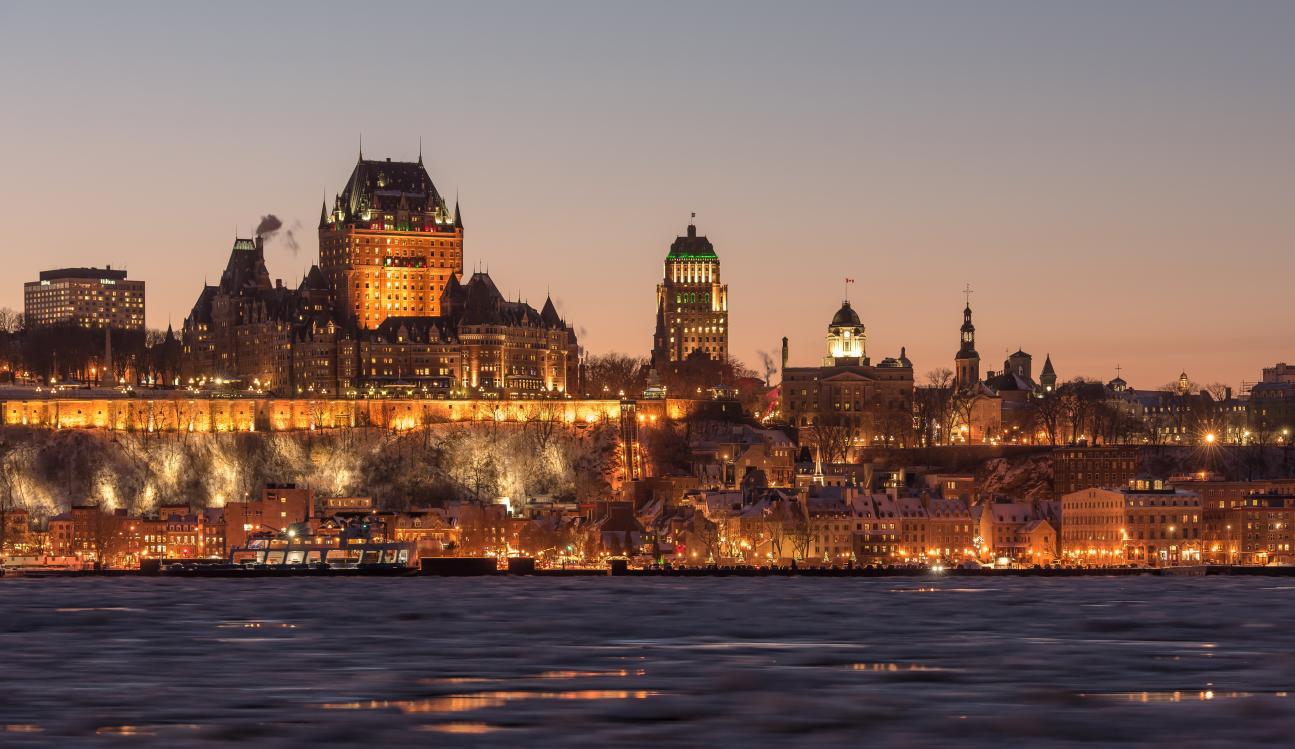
[830,300,861,327]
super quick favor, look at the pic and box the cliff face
[0,422,620,518]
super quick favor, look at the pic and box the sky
[1,1,1292,389]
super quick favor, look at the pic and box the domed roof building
[825,300,865,366]
[781,296,915,454]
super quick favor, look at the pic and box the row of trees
[580,350,768,414]
[906,367,1273,448]
[0,307,181,385]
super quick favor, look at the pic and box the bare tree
[1203,382,1231,402]
[952,391,979,444]
[688,511,720,563]
[525,399,564,453]
[0,308,21,334]
[806,413,856,465]
[1028,390,1065,445]
[786,508,815,562]
[583,352,648,398]
[85,508,126,568]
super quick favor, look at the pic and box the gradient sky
[2,1,1292,389]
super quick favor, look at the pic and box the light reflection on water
[3,576,1294,747]
[321,690,659,714]
[418,721,500,734]
[1080,690,1290,702]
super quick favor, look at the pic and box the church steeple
[954,295,981,391]
[1040,354,1057,391]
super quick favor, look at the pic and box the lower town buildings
[975,500,1057,564]
[1060,481,1203,565]
[1052,446,1141,496]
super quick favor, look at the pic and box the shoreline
[4,563,1294,579]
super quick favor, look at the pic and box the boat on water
[1,555,84,574]
[165,518,418,575]
[229,537,415,570]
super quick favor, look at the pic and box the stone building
[976,500,1056,564]
[181,152,579,397]
[651,218,729,369]
[1060,487,1129,564]
[1052,446,1140,495]
[319,150,463,327]
[782,300,914,452]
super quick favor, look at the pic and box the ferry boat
[1,555,84,574]
[229,537,416,570]
[166,518,418,575]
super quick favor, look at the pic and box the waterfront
[2,577,1294,746]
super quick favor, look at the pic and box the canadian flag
[845,278,855,284]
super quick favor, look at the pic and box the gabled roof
[299,265,328,292]
[986,371,1036,392]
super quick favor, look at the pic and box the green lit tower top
[652,216,729,369]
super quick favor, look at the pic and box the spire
[358,134,363,163]
[1041,354,1055,375]
[318,199,328,229]
[453,199,463,230]
[418,136,423,165]
[540,293,561,327]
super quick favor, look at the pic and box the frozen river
[1,576,1293,747]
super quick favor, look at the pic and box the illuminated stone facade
[652,220,729,368]
[0,396,709,432]
[782,300,914,449]
[319,154,463,327]
[181,152,579,397]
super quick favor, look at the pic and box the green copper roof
[666,224,718,260]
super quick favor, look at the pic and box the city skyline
[3,2,1294,388]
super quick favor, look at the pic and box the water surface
[1,576,1292,746]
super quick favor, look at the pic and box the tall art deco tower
[652,218,729,370]
[318,147,463,328]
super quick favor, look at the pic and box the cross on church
[962,283,973,306]
[1115,364,1123,379]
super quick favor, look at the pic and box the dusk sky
[2,1,1292,389]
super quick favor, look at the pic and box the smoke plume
[255,214,302,254]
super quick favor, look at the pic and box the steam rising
[255,214,302,254]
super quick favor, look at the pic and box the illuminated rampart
[0,397,697,432]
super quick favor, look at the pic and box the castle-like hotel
[181,151,579,397]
